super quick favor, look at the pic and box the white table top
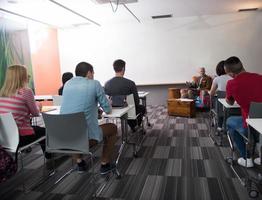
[218,98,240,108]
[138,91,149,98]
[41,106,60,114]
[35,95,53,101]
[246,118,262,134]
[42,105,134,119]
[103,105,134,118]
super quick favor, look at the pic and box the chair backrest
[52,95,63,106]
[42,112,89,154]
[126,94,137,119]
[249,102,262,118]
[215,91,226,116]
[0,113,19,153]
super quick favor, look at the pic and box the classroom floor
[1,105,262,200]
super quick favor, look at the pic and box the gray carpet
[0,105,261,200]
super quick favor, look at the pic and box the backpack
[0,146,17,183]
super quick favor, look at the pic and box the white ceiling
[0,0,262,27]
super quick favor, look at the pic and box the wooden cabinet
[167,99,195,117]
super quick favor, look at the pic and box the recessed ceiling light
[238,8,258,12]
[7,0,18,3]
[152,14,173,19]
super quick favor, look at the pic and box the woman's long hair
[0,65,28,97]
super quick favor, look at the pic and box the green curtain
[0,19,34,90]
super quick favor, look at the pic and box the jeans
[226,116,248,158]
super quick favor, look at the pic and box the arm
[225,81,235,105]
[95,81,112,114]
[131,81,139,107]
[23,88,40,116]
[209,78,218,96]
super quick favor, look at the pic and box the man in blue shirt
[61,62,117,174]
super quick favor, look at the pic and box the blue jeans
[226,116,248,158]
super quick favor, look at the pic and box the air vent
[91,0,138,4]
[238,8,258,12]
[152,14,173,19]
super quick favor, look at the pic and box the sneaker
[254,157,261,165]
[100,163,116,175]
[77,160,87,173]
[237,157,254,168]
[217,127,223,132]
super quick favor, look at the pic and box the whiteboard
[58,13,262,85]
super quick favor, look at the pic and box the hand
[98,107,103,119]
[36,101,42,112]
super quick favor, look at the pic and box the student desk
[39,105,134,165]
[218,98,240,145]
[35,95,53,101]
[246,119,262,134]
[103,105,134,163]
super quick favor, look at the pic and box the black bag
[110,95,128,107]
[0,146,17,183]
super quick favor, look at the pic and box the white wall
[58,12,262,85]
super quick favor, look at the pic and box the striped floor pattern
[0,105,261,200]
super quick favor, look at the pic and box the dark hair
[224,56,243,74]
[113,59,125,72]
[75,62,93,77]
[215,61,226,76]
[62,72,73,84]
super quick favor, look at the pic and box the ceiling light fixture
[0,7,57,27]
[152,14,173,19]
[123,4,140,23]
[238,8,258,12]
[48,0,100,27]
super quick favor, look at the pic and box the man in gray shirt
[104,59,145,131]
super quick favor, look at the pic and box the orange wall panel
[31,28,61,95]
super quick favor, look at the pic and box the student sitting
[209,60,232,130]
[225,56,262,167]
[104,59,146,132]
[60,62,117,174]
[181,67,212,99]
[58,72,73,95]
[0,65,49,158]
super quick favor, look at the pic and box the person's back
[105,77,139,107]
[213,74,232,91]
[58,72,73,95]
[227,72,262,121]
[60,62,117,174]
[104,59,145,131]
[225,56,262,167]
[61,77,110,141]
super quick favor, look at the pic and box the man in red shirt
[225,56,262,167]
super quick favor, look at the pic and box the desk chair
[42,112,94,185]
[226,102,262,198]
[0,112,45,192]
[126,94,146,157]
[52,95,62,106]
[42,112,120,196]
[209,91,226,146]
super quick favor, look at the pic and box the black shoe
[45,152,52,159]
[77,160,87,173]
[100,163,116,175]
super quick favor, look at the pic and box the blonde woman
[0,65,50,158]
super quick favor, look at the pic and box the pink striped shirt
[0,88,40,136]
